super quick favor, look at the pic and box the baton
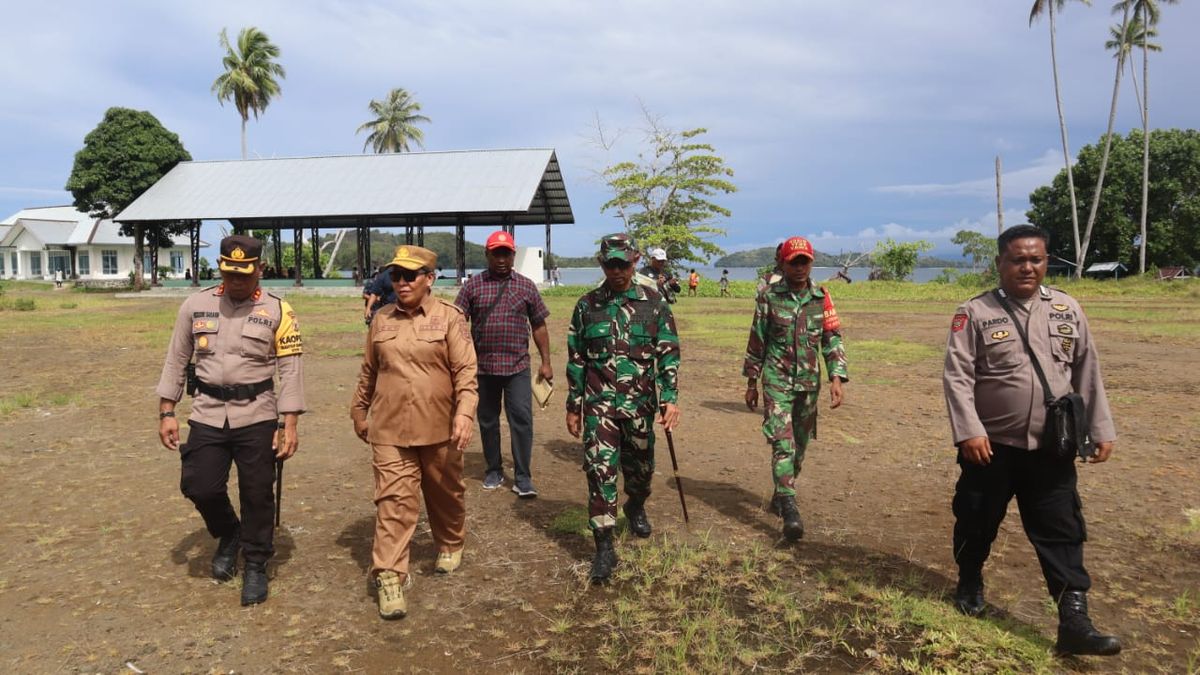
[661,407,689,524]
[274,459,283,529]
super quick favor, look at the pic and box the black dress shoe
[589,528,618,584]
[623,500,652,538]
[241,563,268,606]
[1056,591,1121,656]
[953,580,986,617]
[211,527,240,581]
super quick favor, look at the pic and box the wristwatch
[159,411,176,420]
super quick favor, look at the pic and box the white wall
[514,246,544,283]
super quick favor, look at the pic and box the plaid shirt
[454,270,550,376]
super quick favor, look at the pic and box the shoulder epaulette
[438,298,466,315]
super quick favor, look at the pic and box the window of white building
[29,253,42,276]
[102,250,118,275]
[78,251,90,276]
[171,251,184,273]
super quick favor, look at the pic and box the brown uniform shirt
[156,285,306,429]
[351,294,479,447]
[943,285,1116,449]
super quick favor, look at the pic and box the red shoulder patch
[951,313,968,332]
[821,291,841,331]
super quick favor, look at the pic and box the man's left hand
[1088,441,1114,464]
[658,403,681,432]
[451,414,474,451]
[273,424,298,460]
[829,378,845,409]
[538,362,554,385]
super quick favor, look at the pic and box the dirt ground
[0,289,1197,673]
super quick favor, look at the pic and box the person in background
[687,269,700,297]
[455,230,553,497]
[640,247,680,304]
[363,263,398,326]
[719,269,731,297]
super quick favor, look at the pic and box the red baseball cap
[486,230,516,251]
[779,236,814,262]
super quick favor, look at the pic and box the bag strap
[471,275,511,337]
[993,289,1056,406]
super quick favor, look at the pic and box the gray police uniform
[942,285,1115,597]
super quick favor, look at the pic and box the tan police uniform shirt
[943,285,1116,449]
[156,285,306,429]
[350,293,479,447]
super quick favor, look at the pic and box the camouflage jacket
[567,283,680,418]
[638,265,679,304]
[743,281,848,392]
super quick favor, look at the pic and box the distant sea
[552,266,952,285]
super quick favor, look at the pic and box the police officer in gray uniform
[157,235,306,606]
[943,224,1120,657]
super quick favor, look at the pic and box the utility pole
[995,155,1004,235]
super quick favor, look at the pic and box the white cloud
[873,150,1063,200]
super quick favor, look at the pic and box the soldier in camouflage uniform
[743,236,848,541]
[566,233,681,583]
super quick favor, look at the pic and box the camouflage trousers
[582,414,656,531]
[761,389,819,497]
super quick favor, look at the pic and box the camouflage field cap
[598,233,638,262]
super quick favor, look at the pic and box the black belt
[195,378,274,402]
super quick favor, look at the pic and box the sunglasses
[602,259,632,271]
[389,267,428,283]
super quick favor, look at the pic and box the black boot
[589,528,618,584]
[1055,591,1121,656]
[241,562,269,606]
[774,495,804,541]
[211,526,240,581]
[953,577,986,617]
[623,498,652,538]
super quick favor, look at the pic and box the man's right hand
[159,416,180,451]
[959,436,993,465]
[745,381,759,411]
[354,418,369,443]
[566,411,582,438]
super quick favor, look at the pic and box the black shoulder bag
[994,291,1096,460]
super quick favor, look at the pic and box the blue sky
[3,0,1197,260]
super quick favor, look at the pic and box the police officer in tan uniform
[156,235,305,606]
[943,224,1120,656]
[350,245,478,620]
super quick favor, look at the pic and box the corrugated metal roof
[115,148,574,227]
[1085,262,1128,273]
[0,206,192,247]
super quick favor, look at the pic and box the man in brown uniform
[156,235,305,606]
[943,224,1120,656]
[350,245,478,620]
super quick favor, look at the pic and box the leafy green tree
[211,26,286,159]
[952,230,994,272]
[1027,128,1200,270]
[357,88,431,153]
[600,120,737,266]
[1029,0,1090,265]
[65,107,192,290]
[870,239,933,281]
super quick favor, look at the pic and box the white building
[0,206,195,281]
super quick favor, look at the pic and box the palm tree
[1029,0,1091,269]
[1078,5,1135,277]
[356,88,431,153]
[1109,16,1160,124]
[1118,0,1177,274]
[211,27,286,160]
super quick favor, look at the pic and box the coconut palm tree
[1109,16,1160,124]
[1117,0,1177,274]
[356,88,431,153]
[1029,0,1091,268]
[211,27,287,160]
[1078,6,1136,277]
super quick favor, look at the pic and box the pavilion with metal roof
[114,148,574,286]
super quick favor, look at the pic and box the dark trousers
[952,443,1090,598]
[477,368,533,480]
[180,419,278,565]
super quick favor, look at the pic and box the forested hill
[326,231,490,270]
[714,245,967,268]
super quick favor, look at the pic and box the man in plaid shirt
[455,231,554,497]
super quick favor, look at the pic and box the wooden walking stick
[661,407,689,523]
